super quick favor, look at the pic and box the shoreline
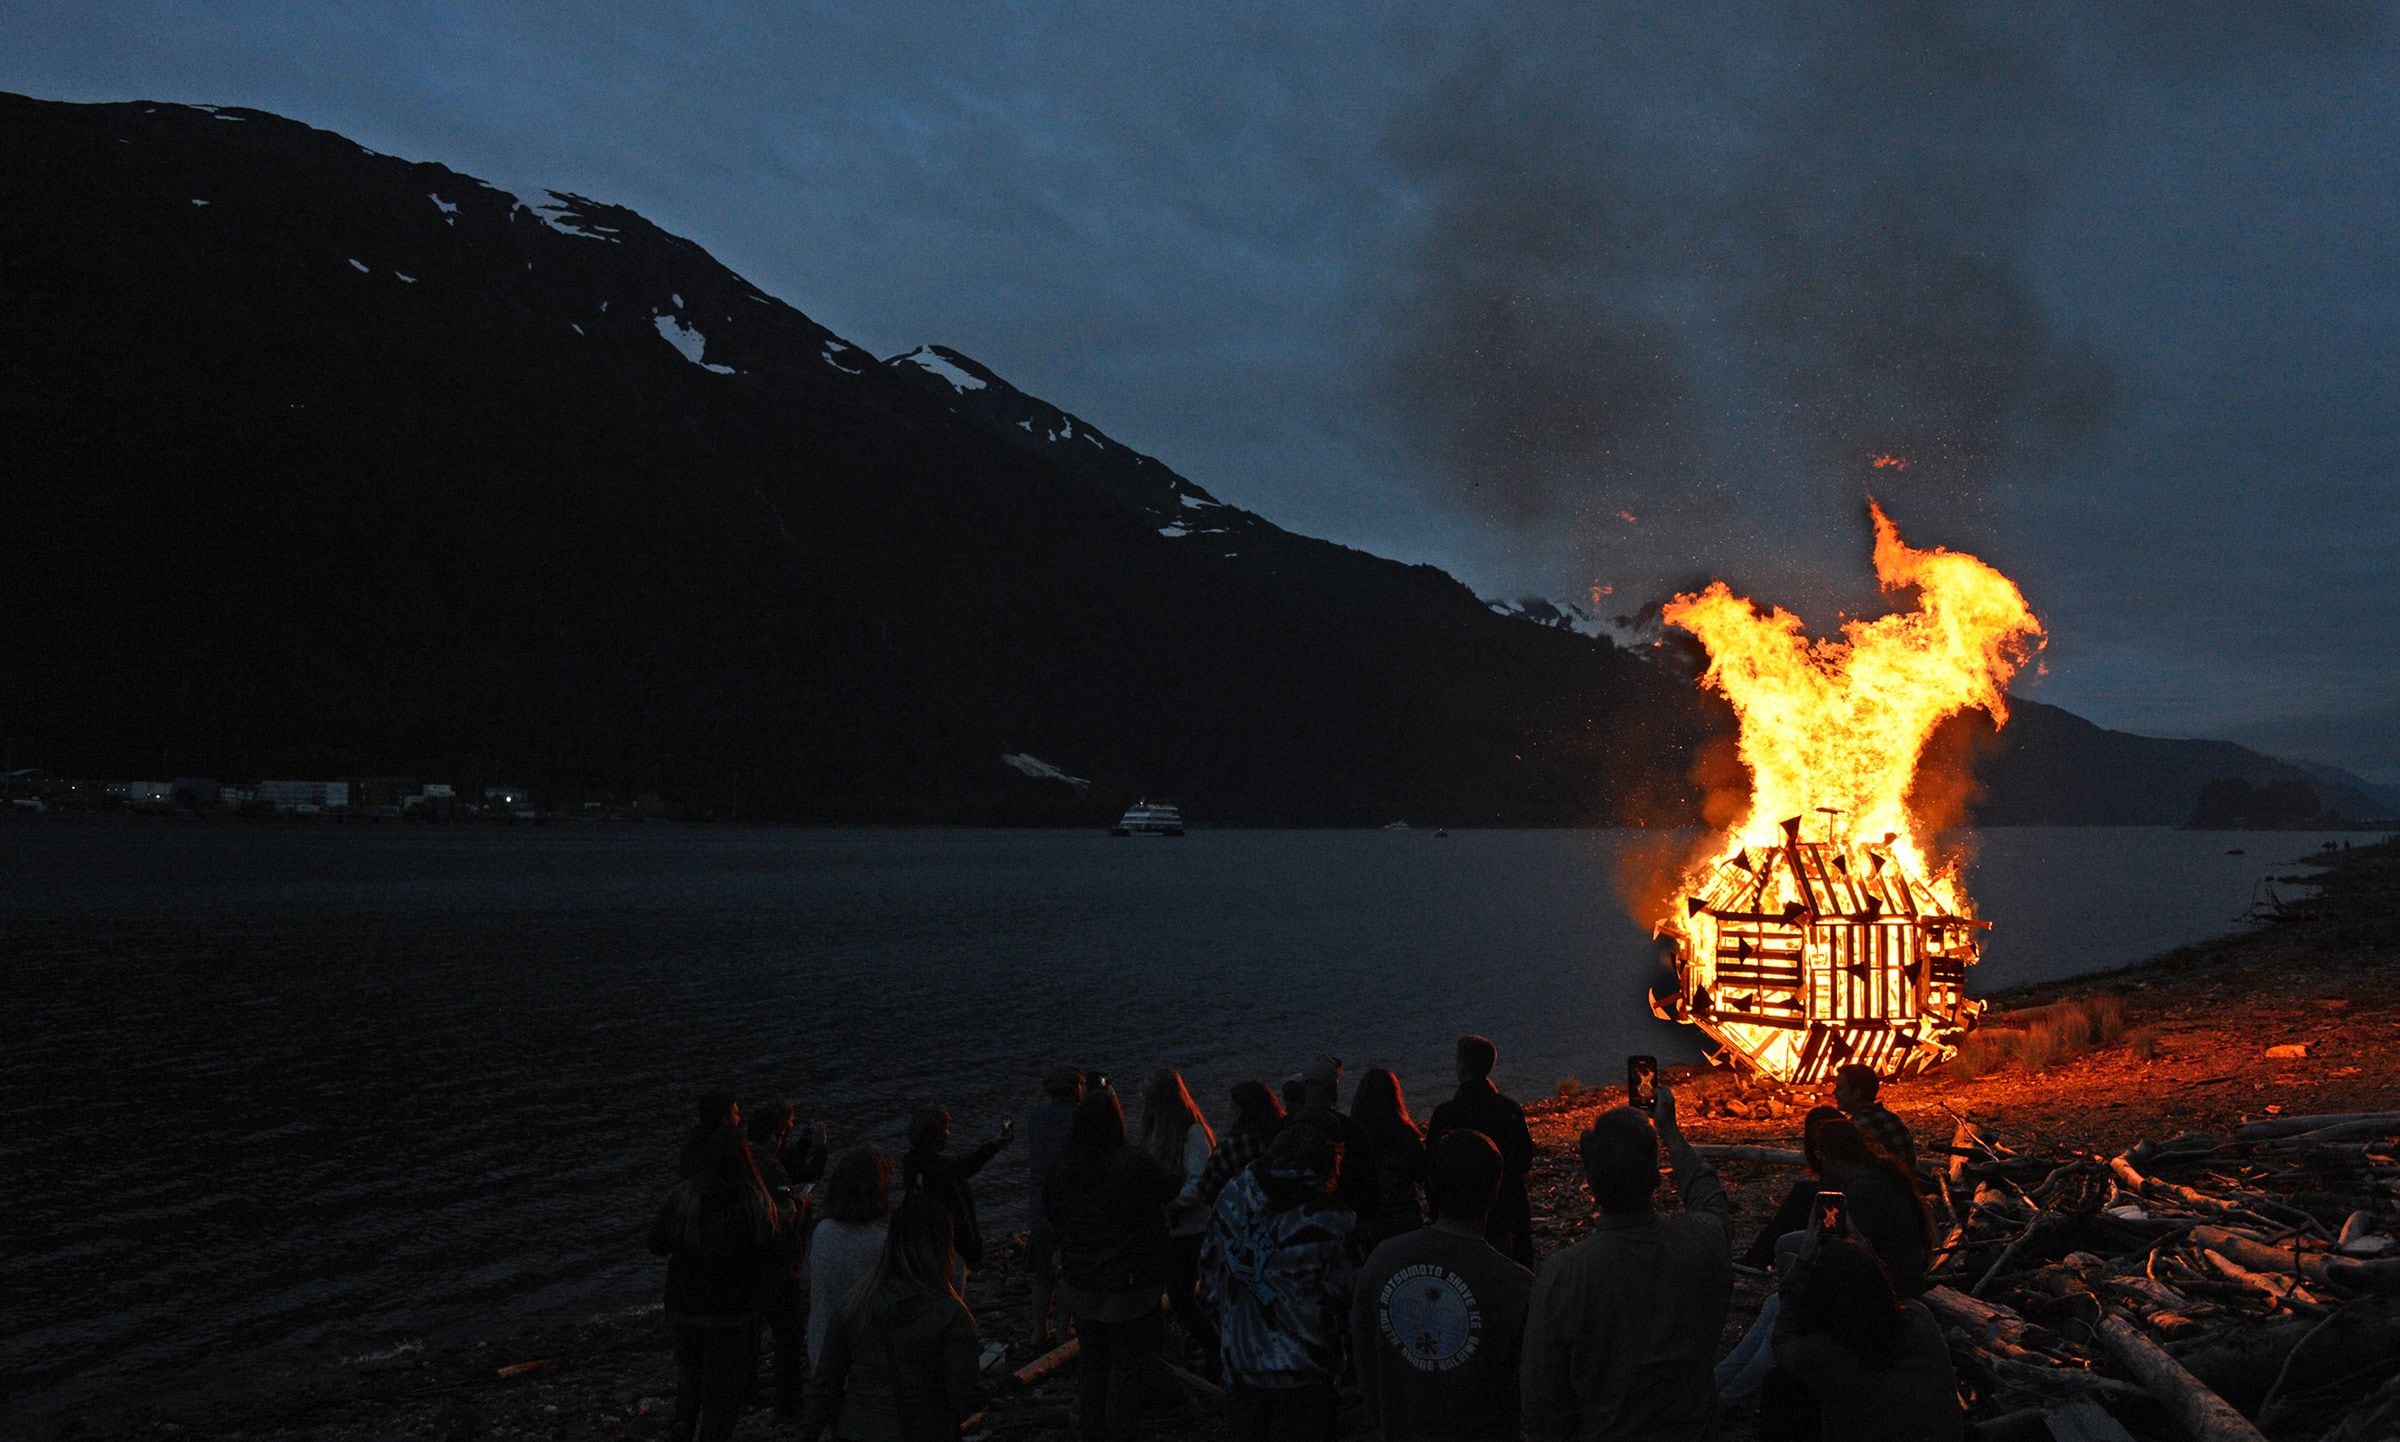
[33,840,2397,1441]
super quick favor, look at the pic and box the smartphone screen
[1813,1190,1847,1236]
[1627,1055,1658,1112]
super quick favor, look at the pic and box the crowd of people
[646,1043,1963,1442]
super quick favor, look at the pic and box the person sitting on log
[1520,1081,1732,1442]
[1741,1106,1849,1271]
[1759,1234,1961,1442]
[1719,1114,1937,1403]
[1833,1064,1918,1173]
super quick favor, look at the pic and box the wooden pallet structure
[1653,816,1988,1083]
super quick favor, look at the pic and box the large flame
[1653,502,2043,1081]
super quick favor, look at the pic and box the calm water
[0,821,2361,1424]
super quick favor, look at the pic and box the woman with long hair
[1720,1113,1939,1404]
[800,1194,983,1442]
[647,1125,783,1442]
[1340,1066,1427,1255]
[1762,1235,1962,1441]
[1045,1085,1176,1441]
[1192,1080,1285,1218]
[1138,1068,1219,1372]
[1807,1117,1935,1297]
[807,1147,896,1373]
[1742,1105,1849,1270]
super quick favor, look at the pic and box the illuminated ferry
[1110,801,1184,837]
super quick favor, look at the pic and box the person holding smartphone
[1519,1075,1732,1442]
[1763,1232,1963,1440]
[901,1104,1013,1293]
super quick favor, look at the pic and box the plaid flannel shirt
[1848,1103,1918,1173]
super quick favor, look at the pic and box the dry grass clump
[1949,993,2131,1077]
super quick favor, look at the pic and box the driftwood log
[2096,1312,2268,1442]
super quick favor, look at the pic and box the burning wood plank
[1649,505,2042,1083]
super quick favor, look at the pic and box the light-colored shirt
[1169,1127,1216,1237]
[807,1218,888,1368]
[1519,1134,1733,1442]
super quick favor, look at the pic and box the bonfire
[1652,503,2044,1084]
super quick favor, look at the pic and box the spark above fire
[1651,503,2045,1083]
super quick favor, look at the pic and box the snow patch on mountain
[821,341,864,375]
[653,314,736,375]
[347,258,369,274]
[1002,753,1090,790]
[1484,596,1602,636]
[898,348,988,393]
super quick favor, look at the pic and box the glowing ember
[1871,453,1909,470]
[1651,503,2044,1082]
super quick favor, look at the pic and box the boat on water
[1110,801,1185,837]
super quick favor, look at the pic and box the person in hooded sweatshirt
[649,1125,783,1442]
[1200,1121,1356,1442]
[800,1193,983,1442]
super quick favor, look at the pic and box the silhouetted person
[678,1092,741,1178]
[1342,1066,1427,1257]
[649,1126,782,1442]
[1280,1074,1309,1123]
[1291,1052,1354,1155]
[809,1147,895,1373]
[1351,1129,1533,1441]
[801,1193,984,1442]
[748,1101,816,1418]
[901,1103,1012,1290]
[1520,1082,1731,1442]
[1809,1118,1933,1299]
[1832,1064,1917,1172]
[1025,1065,1085,1351]
[1741,1106,1849,1271]
[1139,1068,1220,1374]
[1761,1235,1962,1442]
[1428,1035,1536,1266]
[1194,1080,1285,1215]
[1046,1085,1176,1442]
[1720,1112,1932,1404]
[1201,1122,1355,1442]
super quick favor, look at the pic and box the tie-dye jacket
[1199,1162,1356,1387]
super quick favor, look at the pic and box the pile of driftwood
[1915,1111,2400,1441]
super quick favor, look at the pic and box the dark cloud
[2,2,2396,778]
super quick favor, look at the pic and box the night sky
[9,4,2395,781]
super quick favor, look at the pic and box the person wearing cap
[1428,1036,1537,1266]
[1200,1122,1356,1441]
[1519,1081,1732,1442]
[1290,1053,1354,1159]
[1025,1065,1084,1350]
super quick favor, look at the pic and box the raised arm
[1654,1082,1731,1239]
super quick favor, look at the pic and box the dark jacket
[801,1277,981,1442]
[1341,1120,1428,1252]
[1428,1081,1535,1264]
[1819,1160,1932,1298]
[1045,1143,1176,1300]
[648,1180,778,1325]
[902,1136,1005,1267]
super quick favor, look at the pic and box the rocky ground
[56,839,2399,1441]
